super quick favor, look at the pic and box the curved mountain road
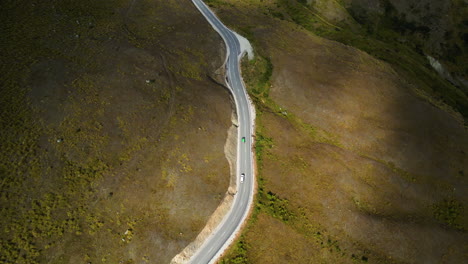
[189,0,255,263]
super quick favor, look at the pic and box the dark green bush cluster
[242,55,273,97]
[260,191,295,222]
[281,0,316,31]
[432,198,464,230]
[351,253,369,263]
[220,238,249,264]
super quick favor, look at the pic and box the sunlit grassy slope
[201,1,467,263]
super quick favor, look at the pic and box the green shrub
[432,199,464,230]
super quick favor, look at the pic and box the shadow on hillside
[210,2,468,263]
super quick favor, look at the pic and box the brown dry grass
[1,0,232,263]
[210,1,467,264]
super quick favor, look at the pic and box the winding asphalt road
[189,0,255,263]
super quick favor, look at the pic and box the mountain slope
[198,1,467,263]
[0,0,231,263]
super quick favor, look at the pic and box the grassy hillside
[0,0,231,263]
[207,0,468,121]
[199,1,467,263]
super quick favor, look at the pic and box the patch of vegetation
[432,198,464,230]
[361,156,418,183]
[220,236,249,264]
[0,157,109,263]
[260,191,295,222]
[254,132,274,166]
[241,55,273,97]
[352,197,379,216]
[352,253,369,263]
[203,0,220,6]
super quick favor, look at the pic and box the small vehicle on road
[240,173,245,183]
[242,137,246,143]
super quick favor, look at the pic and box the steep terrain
[2,0,466,263]
[200,1,467,263]
[0,0,232,263]
[342,0,468,85]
